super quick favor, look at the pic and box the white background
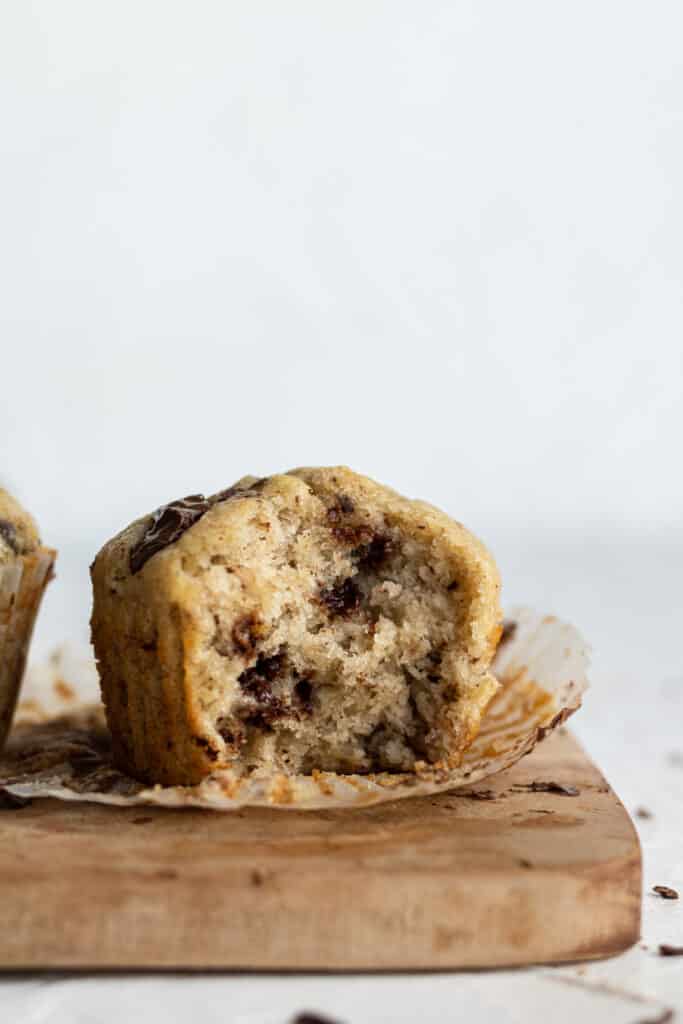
[1,2,682,1020]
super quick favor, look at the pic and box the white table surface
[3,531,682,1023]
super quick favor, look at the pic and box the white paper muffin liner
[0,548,56,752]
[0,607,589,810]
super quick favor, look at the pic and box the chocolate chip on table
[0,787,31,810]
[291,1014,345,1024]
[658,944,683,956]
[635,806,654,819]
[653,885,679,900]
[319,578,361,617]
[0,519,19,554]
[633,1009,675,1024]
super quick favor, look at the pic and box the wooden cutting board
[0,730,640,970]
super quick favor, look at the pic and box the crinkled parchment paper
[0,608,588,810]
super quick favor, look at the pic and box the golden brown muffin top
[0,488,40,564]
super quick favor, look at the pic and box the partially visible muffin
[92,466,502,786]
[0,491,40,565]
[0,489,56,749]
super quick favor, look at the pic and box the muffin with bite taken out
[91,467,502,786]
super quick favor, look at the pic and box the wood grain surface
[0,731,641,970]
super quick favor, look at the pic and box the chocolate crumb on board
[635,806,653,819]
[653,885,679,900]
[291,1014,344,1024]
[514,781,580,796]
[0,788,31,810]
[658,944,683,957]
